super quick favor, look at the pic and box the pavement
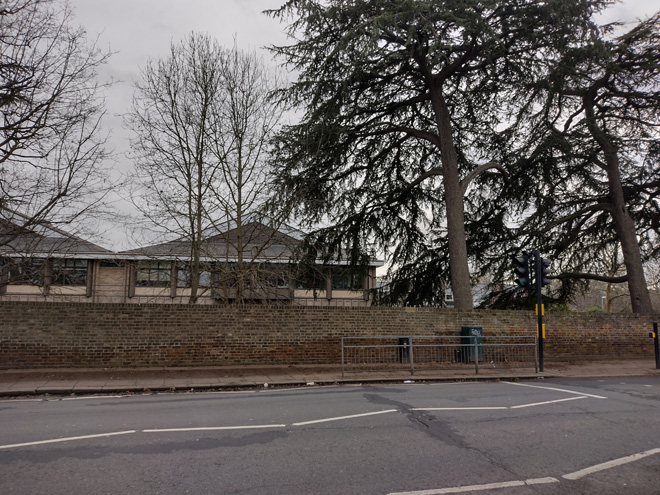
[0,359,658,397]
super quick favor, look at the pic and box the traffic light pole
[514,249,551,373]
[534,250,544,372]
[653,322,659,370]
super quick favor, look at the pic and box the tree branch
[553,272,628,283]
[460,161,508,195]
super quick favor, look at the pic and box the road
[1,377,659,494]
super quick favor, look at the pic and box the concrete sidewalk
[0,360,658,397]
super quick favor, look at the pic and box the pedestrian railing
[340,335,538,376]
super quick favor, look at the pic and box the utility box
[460,326,483,363]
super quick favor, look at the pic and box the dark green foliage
[267,0,608,308]
[488,12,660,311]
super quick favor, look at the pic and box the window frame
[135,261,172,288]
[51,258,88,286]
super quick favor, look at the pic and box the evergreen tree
[267,0,607,309]
[496,13,660,313]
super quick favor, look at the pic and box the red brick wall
[0,302,657,368]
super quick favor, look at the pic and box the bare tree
[210,43,285,302]
[127,33,284,303]
[0,0,111,245]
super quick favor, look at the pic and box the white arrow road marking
[504,381,608,399]
[0,430,136,450]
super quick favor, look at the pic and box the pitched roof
[0,207,111,257]
[120,221,301,262]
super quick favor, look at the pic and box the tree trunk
[584,93,653,314]
[431,89,473,310]
[604,152,652,313]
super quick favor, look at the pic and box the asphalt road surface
[1,377,659,494]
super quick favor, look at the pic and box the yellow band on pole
[537,324,546,339]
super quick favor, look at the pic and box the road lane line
[61,395,128,401]
[411,407,507,411]
[389,477,558,495]
[0,430,136,450]
[143,425,286,432]
[562,448,660,480]
[389,480,525,494]
[292,409,397,426]
[413,398,586,411]
[509,396,587,409]
[504,381,608,399]
[525,478,559,485]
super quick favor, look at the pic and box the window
[136,261,171,287]
[295,270,324,290]
[52,259,88,286]
[258,264,289,288]
[4,259,44,285]
[331,268,363,290]
[176,265,211,288]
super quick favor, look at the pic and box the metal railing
[341,335,538,376]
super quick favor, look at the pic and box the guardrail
[340,335,538,376]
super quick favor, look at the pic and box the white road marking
[411,407,507,411]
[61,395,128,401]
[0,430,136,450]
[526,477,560,485]
[562,448,660,480]
[389,477,558,495]
[292,409,397,426]
[504,381,608,399]
[509,396,587,409]
[143,425,286,432]
[413,396,587,411]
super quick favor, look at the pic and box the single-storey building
[0,208,381,306]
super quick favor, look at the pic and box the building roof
[120,221,300,262]
[0,207,112,257]
[0,208,384,267]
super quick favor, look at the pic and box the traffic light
[513,253,531,287]
[540,257,552,286]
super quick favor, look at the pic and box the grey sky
[67,0,660,249]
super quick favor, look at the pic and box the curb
[0,374,551,397]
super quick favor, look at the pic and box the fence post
[473,336,479,375]
[534,336,539,374]
[341,337,345,378]
[410,336,415,375]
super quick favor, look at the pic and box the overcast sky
[67,0,660,249]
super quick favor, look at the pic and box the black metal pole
[654,322,659,370]
[534,250,544,372]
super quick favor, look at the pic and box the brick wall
[0,302,657,368]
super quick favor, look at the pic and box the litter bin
[398,337,411,364]
[460,326,483,363]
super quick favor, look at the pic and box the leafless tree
[127,33,284,303]
[0,0,112,246]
